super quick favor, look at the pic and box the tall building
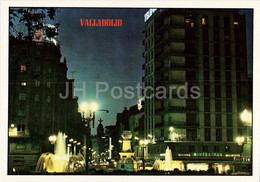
[8,36,84,173]
[142,9,252,173]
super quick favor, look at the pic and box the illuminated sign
[34,29,44,42]
[144,9,157,22]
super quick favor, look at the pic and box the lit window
[34,95,40,102]
[234,22,238,25]
[35,80,40,87]
[185,19,190,23]
[20,65,26,72]
[18,93,26,101]
[21,82,26,86]
[47,96,51,103]
[47,82,51,88]
[191,23,194,28]
[202,18,206,25]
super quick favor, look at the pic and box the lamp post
[80,102,105,173]
[139,139,148,171]
[240,109,252,167]
[236,136,245,172]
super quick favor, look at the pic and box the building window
[202,145,208,152]
[204,85,210,98]
[35,111,40,117]
[216,114,222,127]
[224,29,230,42]
[17,124,25,132]
[225,72,231,83]
[204,71,209,83]
[226,114,233,127]
[214,145,220,152]
[213,16,219,28]
[34,95,40,102]
[205,128,211,141]
[203,28,208,41]
[215,100,221,112]
[47,96,51,103]
[203,57,209,69]
[227,129,233,141]
[202,16,208,26]
[48,67,52,73]
[20,65,26,72]
[47,82,51,88]
[204,114,210,126]
[214,57,220,69]
[189,145,195,153]
[21,81,26,87]
[18,93,26,101]
[203,43,209,55]
[224,17,230,28]
[225,44,231,56]
[35,80,40,87]
[226,86,232,98]
[226,100,232,112]
[225,57,231,70]
[216,129,222,141]
[215,85,221,98]
[215,71,221,83]
[18,109,26,116]
[214,43,220,56]
[204,99,210,112]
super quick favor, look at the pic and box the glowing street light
[240,109,252,125]
[134,136,139,140]
[79,102,88,113]
[69,138,74,142]
[90,102,98,112]
[10,124,15,128]
[169,127,174,132]
[49,135,57,144]
[236,136,245,146]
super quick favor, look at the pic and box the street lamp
[236,136,245,172]
[240,109,252,125]
[49,135,57,144]
[169,126,174,132]
[139,139,148,171]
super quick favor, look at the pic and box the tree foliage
[9,8,59,41]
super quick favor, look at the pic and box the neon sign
[144,9,157,22]
[33,29,44,42]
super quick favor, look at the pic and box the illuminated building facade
[8,36,84,173]
[142,9,252,173]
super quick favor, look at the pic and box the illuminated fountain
[153,146,184,171]
[35,132,68,172]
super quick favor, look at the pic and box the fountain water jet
[35,132,68,172]
[153,146,184,171]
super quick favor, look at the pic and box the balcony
[155,64,196,74]
[155,22,185,34]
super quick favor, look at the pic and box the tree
[9,8,59,41]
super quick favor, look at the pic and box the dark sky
[56,8,148,134]
[54,8,252,135]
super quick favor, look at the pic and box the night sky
[36,8,252,135]
[55,8,148,134]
